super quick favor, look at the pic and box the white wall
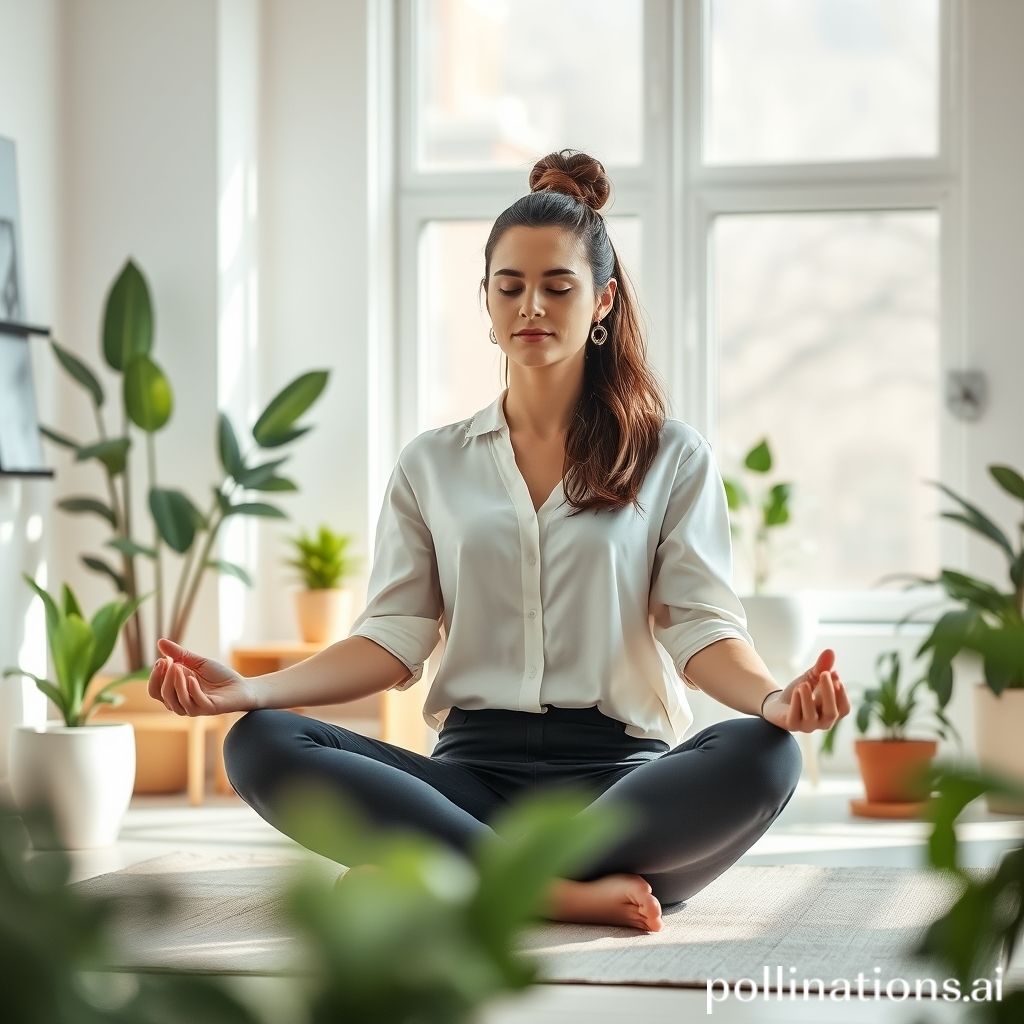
[1,0,1022,777]
[0,0,62,790]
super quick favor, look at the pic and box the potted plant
[819,649,961,815]
[37,258,331,673]
[722,437,818,698]
[282,523,362,643]
[879,461,1024,814]
[2,574,151,850]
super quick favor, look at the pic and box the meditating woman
[149,149,850,934]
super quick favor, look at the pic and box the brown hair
[479,148,668,517]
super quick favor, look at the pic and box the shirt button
[528,609,536,619]
[527,554,537,565]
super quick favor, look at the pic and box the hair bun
[529,149,610,213]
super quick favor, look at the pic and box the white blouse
[346,387,755,748]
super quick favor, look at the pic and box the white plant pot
[973,683,1024,814]
[739,593,820,674]
[294,587,353,644]
[9,722,136,850]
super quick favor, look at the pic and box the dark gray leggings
[223,703,802,907]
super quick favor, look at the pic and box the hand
[761,648,851,733]
[148,638,257,716]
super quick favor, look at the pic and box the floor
[23,773,1024,1024]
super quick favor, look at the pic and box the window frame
[387,0,965,627]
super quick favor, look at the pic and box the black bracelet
[760,689,783,718]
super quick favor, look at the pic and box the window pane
[711,211,940,593]
[705,0,940,164]
[420,217,642,430]
[415,0,643,170]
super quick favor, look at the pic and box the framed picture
[0,136,46,473]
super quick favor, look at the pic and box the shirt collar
[461,387,509,447]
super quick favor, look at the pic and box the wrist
[759,688,783,719]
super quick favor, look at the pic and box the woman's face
[486,225,616,368]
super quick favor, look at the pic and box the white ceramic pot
[9,722,136,850]
[973,683,1024,814]
[294,587,352,644]
[739,593,820,674]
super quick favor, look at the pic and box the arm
[683,637,781,718]
[249,635,414,710]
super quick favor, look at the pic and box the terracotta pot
[854,738,938,803]
[294,588,352,644]
[973,682,1024,814]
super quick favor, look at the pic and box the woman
[149,149,850,934]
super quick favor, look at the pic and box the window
[390,0,961,625]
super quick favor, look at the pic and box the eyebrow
[493,268,578,279]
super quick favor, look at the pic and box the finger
[163,664,188,715]
[834,676,852,717]
[172,664,193,716]
[157,637,207,672]
[798,681,816,727]
[148,657,167,701]
[819,671,839,723]
[187,673,215,714]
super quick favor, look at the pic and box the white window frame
[382,0,965,628]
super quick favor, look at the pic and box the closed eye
[498,289,572,296]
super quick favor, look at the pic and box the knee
[223,709,293,787]
[719,716,803,807]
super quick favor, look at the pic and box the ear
[596,278,617,319]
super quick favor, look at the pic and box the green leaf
[106,537,158,559]
[926,478,1014,561]
[218,413,244,478]
[75,437,131,476]
[252,371,329,447]
[102,259,154,371]
[57,496,117,528]
[204,559,254,587]
[744,439,771,473]
[235,457,290,489]
[38,424,79,450]
[87,595,151,682]
[723,478,748,511]
[253,425,311,449]
[3,670,68,719]
[223,502,288,519]
[990,464,1024,502]
[124,353,173,431]
[61,584,83,620]
[251,475,298,493]
[50,338,104,407]
[81,555,127,593]
[21,573,61,634]
[149,487,204,553]
[50,613,96,712]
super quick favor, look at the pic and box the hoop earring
[590,321,608,346]
[489,327,498,345]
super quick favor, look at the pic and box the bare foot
[334,863,382,889]
[543,874,663,932]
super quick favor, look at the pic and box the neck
[503,363,584,440]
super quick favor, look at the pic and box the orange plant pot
[854,738,938,803]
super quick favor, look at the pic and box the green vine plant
[282,524,362,590]
[38,258,331,672]
[3,575,152,727]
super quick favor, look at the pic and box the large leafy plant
[282,523,361,590]
[722,438,805,593]
[878,463,1024,707]
[39,258,330,671]
[2,575,152,727]
[819,649,961,756]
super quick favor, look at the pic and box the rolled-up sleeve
[649,438,754,691]
[347,457,443,690]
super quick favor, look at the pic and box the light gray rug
[69,851,1009,991]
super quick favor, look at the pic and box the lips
[516,331,551,337]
